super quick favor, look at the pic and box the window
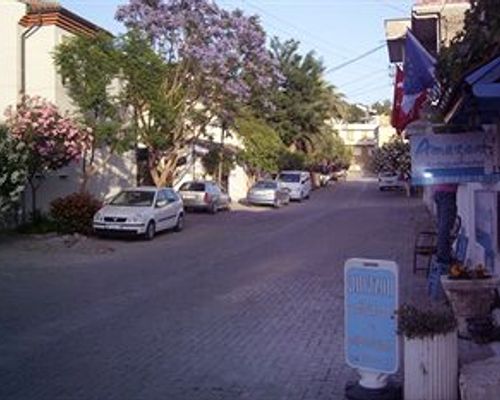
[164,189,178,203]
[254,181,277,189]
[278,173,300,183]
[179,182,205,192]
[110,190,155,207]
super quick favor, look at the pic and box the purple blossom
[116,0,282,110]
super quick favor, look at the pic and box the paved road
[0,180,428,400]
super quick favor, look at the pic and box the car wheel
[144,221,156,240]
[209,202,218,214]
[174,213,184,232]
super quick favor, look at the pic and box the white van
[277,170,312,201]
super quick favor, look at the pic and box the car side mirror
[156,199,168,208]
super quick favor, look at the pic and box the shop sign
[410,131,498,185]
[344,259,399,374]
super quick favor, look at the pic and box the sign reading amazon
[410,131,498,185]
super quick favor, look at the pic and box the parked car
[277,170,312,201]
[178,181,231,214]
[378,171,401,191]
[247,180,290,208]
[93,186,184,240]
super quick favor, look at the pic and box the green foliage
[54,33,132,190]
[50,192,102,235]
[371,137,410,175]
[345,104,368,123]
[17,214,57,235]
[54,33,121,138]
[371,100,392,116]
[437,0,500,94]
[278,150,307,171]
[306,129,351,168]
[201,147,236,178]
[0,125,29,225]
[266,38,347,149]
[236,115,284,175]
[116,31,192,186]
[398,304,457,339]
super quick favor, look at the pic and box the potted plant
[442,262,500,340]
[398,304,458,400]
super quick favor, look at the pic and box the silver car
[179,181,231,214]
[247,180,290,208]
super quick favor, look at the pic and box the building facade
[385,1,500,274]
[0,0,137,213]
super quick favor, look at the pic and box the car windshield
[254,181,277,189]
[179,182,206,192]
[110,190,155,207]
[278,173,300,183]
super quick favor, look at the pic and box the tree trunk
[28,177,39,223]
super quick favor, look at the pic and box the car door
[164,188,181,228]
[154,190,170,231]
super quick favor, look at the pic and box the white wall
[0,0,26,119]
[25,25,59,105]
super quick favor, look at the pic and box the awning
[443,56,500,125]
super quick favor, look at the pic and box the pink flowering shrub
[4,96,92,218]
[5,96,92,171]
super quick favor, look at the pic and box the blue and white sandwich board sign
[344,259,399,374]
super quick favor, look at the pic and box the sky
[60,0,414,106]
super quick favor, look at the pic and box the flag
[392,29,437,132]
[403,29,436,94]
[391,66,427,132]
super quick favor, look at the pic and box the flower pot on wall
[441,275,500,338]
[404,330,458,400]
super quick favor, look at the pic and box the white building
[0,0,137,213]
[333,116,397,175]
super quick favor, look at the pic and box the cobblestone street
[0,180,429,400]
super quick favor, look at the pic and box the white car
[378,172,401,191]
[277,170,312,201]
[93,187,184,240]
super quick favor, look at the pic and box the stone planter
[441,276,500,337]
[404,330,458,400]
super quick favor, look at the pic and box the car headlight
[94,212,104,222]
[129,214,144,223]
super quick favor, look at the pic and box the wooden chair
[413,215,462,275]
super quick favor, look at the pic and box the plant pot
[404,330,458,400]
[441,275,500,338]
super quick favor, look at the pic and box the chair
[413,215,461,275]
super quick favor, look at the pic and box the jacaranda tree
[115,0,282,186]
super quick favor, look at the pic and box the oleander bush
[50,192,102,235]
